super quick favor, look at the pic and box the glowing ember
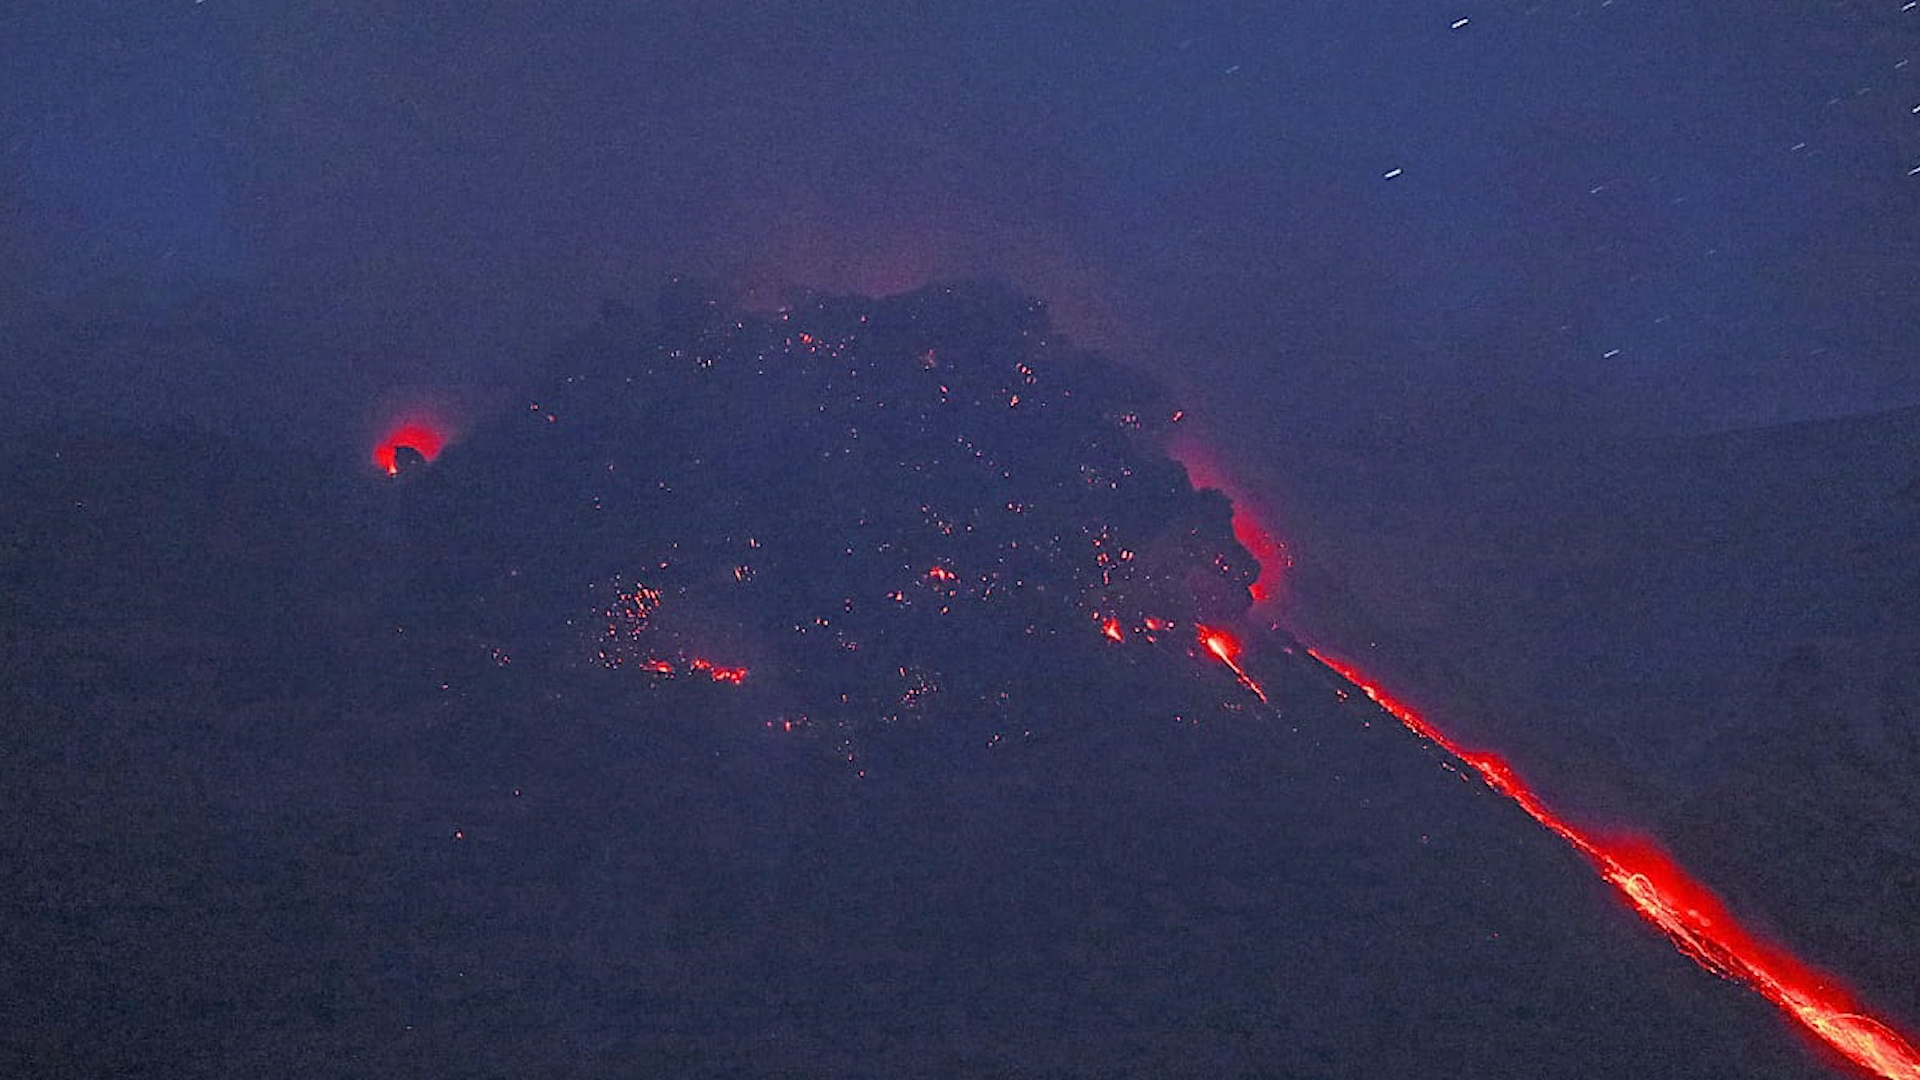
[1309,648,1920,1080]
[689,657,750,684]
[373,420,449,475]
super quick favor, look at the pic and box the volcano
[0,281,1881,1078]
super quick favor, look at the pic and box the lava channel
[1302,648,1920,1080]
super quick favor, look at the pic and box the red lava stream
[1217,636,1920,1080]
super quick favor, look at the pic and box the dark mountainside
[1,282,1841,1078]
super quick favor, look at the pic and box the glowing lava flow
[1174,441,1917,1077]
[1305,649,1920,1080]
[1197,626,1267,704]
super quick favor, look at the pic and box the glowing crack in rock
[1309,648,1920,1080]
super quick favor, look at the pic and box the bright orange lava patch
[1309,648,1920,1080]
[373,421,448,475]
[1197,625,1268,704]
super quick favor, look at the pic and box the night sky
[5,3,1920,1078]
[7,2,1919,443]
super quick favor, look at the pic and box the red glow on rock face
[373,420,448,475]
[1166,437,1287,607]
[1233,519,1287,606]
[1309,648,1920,1080]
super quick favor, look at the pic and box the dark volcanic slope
[0,283,1837,1079]
[1275,403,1920,1041]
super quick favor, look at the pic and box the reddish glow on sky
[372,419,448,475]
[1309,648,1920,1080]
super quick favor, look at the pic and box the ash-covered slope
[0,282,1841,1079]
